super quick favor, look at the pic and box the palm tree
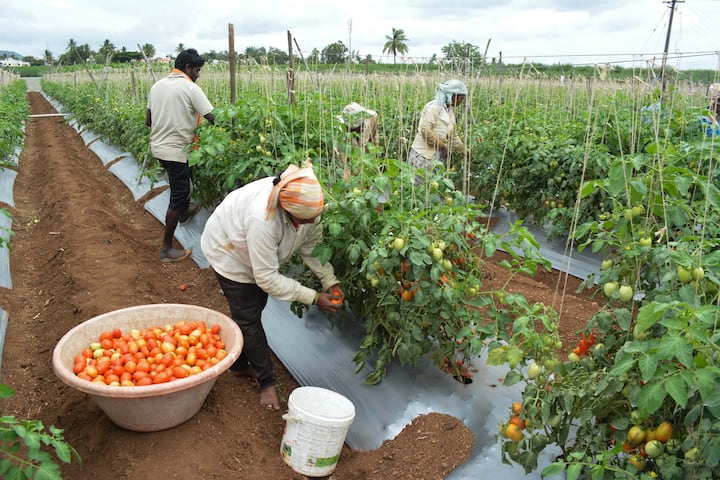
[382,27,409,64]
[141,43,156,59]
[98,39,115,61]
[175,43,185,54]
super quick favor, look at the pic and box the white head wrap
[433,79,468,106]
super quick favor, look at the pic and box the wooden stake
[229,23,237,104]
[287,30,296,105]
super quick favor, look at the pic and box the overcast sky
[2,0,719,70]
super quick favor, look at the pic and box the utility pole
[660,0,683,95]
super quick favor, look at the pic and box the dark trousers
[214,272,274,388]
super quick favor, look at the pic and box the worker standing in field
[146,48,215,263]
[200,159,344,411]
[407,79,471,177]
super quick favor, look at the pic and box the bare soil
[0,92,598,479]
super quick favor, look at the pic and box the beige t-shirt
[147,72,213,163]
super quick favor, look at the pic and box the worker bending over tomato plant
[201,160,344,410]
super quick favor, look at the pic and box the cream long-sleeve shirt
[200,177,339,305]
[410,101,466,160]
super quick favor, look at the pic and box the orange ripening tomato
[329,287,344,305]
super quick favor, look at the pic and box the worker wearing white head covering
[709,83,720,122]
[408,79,470,178]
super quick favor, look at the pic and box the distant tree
[176,43,185,54]
[441,40,483,71]
[321,41,348,64]
[429,53,438,65]
[96,39,115,63]
[75,43,94,63]
[308,48,320,64]
[43,49,54,66]
[382,27,409,64]
[113,50,143,63]
[98,39,115,58]
[244,46,267,63]
[141,43,156,59]
[267,46,289,64]
[361,54,375,65]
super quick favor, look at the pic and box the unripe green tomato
[684,446,700,461]
[644,439,663,458]
[618,285,634,302]
[543,358,558,371]
[568,352,580,362]
[677,266,692,283]
[441,259,452,270]
[603,281,618,297]
[432,248,444,261]
[601,259,613,270]
[370,277,380,287]
[639,237,652,247]
[665,438,680,454]
[527,362,542,379]
[692,266,704,280]
[393,237,405,250]
[633,324,649,340]
[547,414,562,427]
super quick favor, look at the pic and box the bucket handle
[282,413,300,422]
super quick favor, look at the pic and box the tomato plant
[0,383,82,478]
[498,132,720,478]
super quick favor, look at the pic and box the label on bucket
[314,454,340,468]
[282,442,339,469]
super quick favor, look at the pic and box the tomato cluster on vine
[572,332,596,357]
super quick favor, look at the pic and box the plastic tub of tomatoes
[52,303,243,432]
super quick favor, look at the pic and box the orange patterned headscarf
[266,159,324,220]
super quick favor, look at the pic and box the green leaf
[486,347,507,366]
[51,440,72,464]
[657,334,693,367]
[637,381,666,417]
[638,354,658,383]
[694,369,716,402]
[636,302,668,332]
[664,375,688,408]
[503,371,522,386]
[580,180,601,199]
[566,462,583,480]
[614,308,631,331]
[0,384,16,398]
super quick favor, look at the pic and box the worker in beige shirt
[408,79,470,181]
[201,160,343,410]
[146,48,214,263]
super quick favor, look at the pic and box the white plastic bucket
[281,386,355,477]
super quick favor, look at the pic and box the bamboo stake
[137,44,157,83]
[229,24,237,104]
